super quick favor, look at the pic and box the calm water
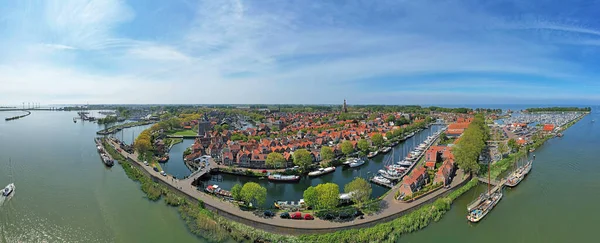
[1,109,597,242]
[0,111,202,243]
[402,107,600,243]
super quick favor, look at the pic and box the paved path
[107,139,469,232]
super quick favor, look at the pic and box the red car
[304,214,314,220]
[291,212,303,220]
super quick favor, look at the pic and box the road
[107,139,468,232]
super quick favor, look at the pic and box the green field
[170,130,198,136]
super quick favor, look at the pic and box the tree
[222,124,230,130]
[320,146,334,161]
[507,138,518,152]
[371,133,384,147]
[213,124,223,132]
[315,183,340,209]
[134,130,152,155]
[498,141,509,156]
[357,139,369,152]
[303,186,318,209]
[341,140,354,156]
[386,115,396,123]
[240,182,267,207]
[293,149,313,170]
[266,152,286,168]
[344,177,372,207]
[231,183,243,201]
[386,131,393,140]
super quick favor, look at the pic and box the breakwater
[4,110,31,121]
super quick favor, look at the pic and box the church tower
[343,99,348,113]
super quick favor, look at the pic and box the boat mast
[488,160,491,195]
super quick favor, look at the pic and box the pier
[476,176,507,193]
[4,110,31,121]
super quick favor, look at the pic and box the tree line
[525,107,591,112]
[452,114,489,174]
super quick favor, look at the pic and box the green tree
[357,139,369,152]
[231,183,243,201]
[341,140,354,156]
[222,124,230,130]
[386,131,393,140]
[134,130,152,155]
[293,149,313,170]
[498,141,509,156]
[240,182,267,207]
[315,183,340,209]
[507,138,518,151]
[303,186,318,209]
[371,133,384,147]
[213,124,223,132]
[320,146,335,161]
[386,115,396,123]
[266,152,286,168]
[344,177,372,207]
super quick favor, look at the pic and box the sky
[1,0,600,105]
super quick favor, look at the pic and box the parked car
[291,212,303,220]
[304,214,314,220]
[280,212,290,219]
[143,161,149,166]
[263,210,274,217]
[153,167,159,172]
[160,171,167,176]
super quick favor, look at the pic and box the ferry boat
[308,167,336,177]
[274,199,305,210]
[348,158,366,168]
[367,151,379,158]
[268,174,300,182]
[205,185,232,198]
[2,183,15,197]
[467,192,503,223]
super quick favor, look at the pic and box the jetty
[4,110,31,121]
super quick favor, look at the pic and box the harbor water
[1,108,599,242]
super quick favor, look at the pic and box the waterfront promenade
[107,139,468,234]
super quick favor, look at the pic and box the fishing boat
[308,167,335,177]
[348,158,366,168]
[268,174,300,182]
[2,183,15,197]
[367,151,379,158]
[274,199,306,210]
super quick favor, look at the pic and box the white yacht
[2,183,15,197]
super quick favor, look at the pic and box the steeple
[343,99,348,113]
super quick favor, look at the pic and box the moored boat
[367,151,379,158]
[268,174,300,182]
[348,158,366,168]
[308,167,336,177]
[467,192,503,223]
[205,184,232,198]
[274,199,306,210]
[397,160,412,167]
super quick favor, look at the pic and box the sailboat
[467,163,503,223]
[505,156,533,187]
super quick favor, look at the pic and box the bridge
[181,164,211,184]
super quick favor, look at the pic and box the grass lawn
[170,130,198,136]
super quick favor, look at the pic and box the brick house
[434,159,456,186]
[399,166,428,197]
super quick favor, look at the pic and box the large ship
[2,183,15,197]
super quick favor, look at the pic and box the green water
[402,109,600,242]
[0,111,203,243]
[1,109,598,242]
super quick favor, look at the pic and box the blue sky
[1,0,600,105]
